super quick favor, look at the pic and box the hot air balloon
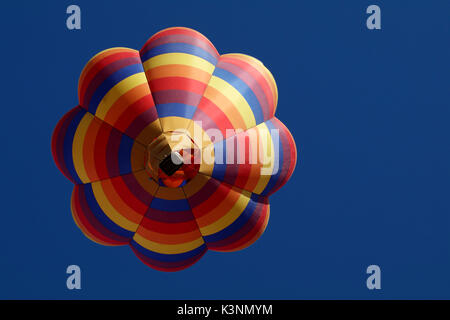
[51,27,297,272]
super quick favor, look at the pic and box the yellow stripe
[183,174,210,198]
[164,131,195,150]
[72,113,92,183]
[91,181,138,232]
[160,116,192,133]
[156,186,186,201]
[133,233,204,254]
[143,53,215,74]
[265,69,278,109]
[187,120,213,150]
[82,47,134,70]
[206,76,256,129]
[135,119,163,145]
[130,143,146,172]
[222,53,278,110]
[133,170,159,195]
[71,194,99,244]
[199,189,251,236]
[198,144,215,176]
[254,124,274,194]
[79,47,136,87]
[95,73,148,119]
[100,179,143,224]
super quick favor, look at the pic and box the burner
[159,151,184,176]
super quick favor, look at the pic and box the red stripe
[139,214,199,234]
[110,175,148,215]
[130,244,206,272]
[266,118,297,195]
[105,126,122,177]
[224,133,253,188]
[78,51,140,107]
[112,95,157,137]
[141,27,218,58]
[190,181,233,219]
[51,106,84,184]
[194,97,234,137]
[211,199,269,252]
[72,185,128,245]
[93,122,112,179]
[220,56,276,119]
[149,77,206,95]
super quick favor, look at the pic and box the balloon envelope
[52,27,297,272]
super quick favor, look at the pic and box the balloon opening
[145,132,201,188]
[157,149,200,188]
[159,152,184,176]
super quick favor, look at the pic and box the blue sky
[0,0,449,299]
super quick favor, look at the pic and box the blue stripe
[211,139,227,182]
[63,109,85,184]
[118,134,134,175]
[141,42,218,65]
[88,63,144,114]
[82,184,134,239]
[203,193,259,243]
[150,197,191,212]
[130,239,206,263]
[261,120,282,196]
[213,67,265,125]
[156,103,196,119]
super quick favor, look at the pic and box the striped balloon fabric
[52,27,297,272]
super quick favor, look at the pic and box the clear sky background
[1,0,449,299]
